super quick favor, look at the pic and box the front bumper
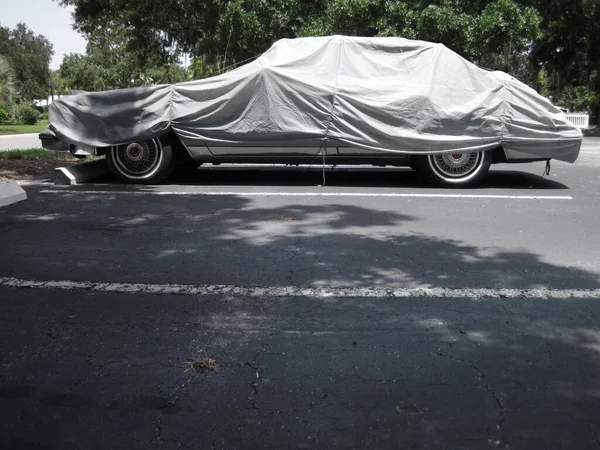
[39,128,96,156]
[39,128,69,152]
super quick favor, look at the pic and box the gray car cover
[48,35,582,162]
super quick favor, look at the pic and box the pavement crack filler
[245,354,263,410]
[589,422,600,449]
[244,351,266,411]
[244,360,263,380]
[485,382,507,447]
[486,383,505,412]
[155,413,163,442]
[248,382,259,410]
[468,362,487,380]
[3,276,600,299]
[436,349,507,444]
[435,348,486,381]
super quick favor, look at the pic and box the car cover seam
[323,36,344,143]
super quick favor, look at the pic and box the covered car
[40,35,582,187]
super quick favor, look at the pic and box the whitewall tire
[107,136,176,184]
[419,150,491,187]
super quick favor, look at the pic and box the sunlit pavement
[1,137,599,449]
[0,133,41,151]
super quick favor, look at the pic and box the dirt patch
[0,158,79,181]
[184,357,219,375]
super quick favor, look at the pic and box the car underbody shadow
[162,165,568,190]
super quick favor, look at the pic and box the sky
[1,0,87,70]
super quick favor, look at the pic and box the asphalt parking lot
[1,138,600,449]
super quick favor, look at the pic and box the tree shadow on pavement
[0,187,596,289]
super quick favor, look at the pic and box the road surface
[0,137,599,449]
[0,133,41,151]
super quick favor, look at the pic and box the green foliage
[301,0,382,36]
[0,55,16,107]
[0,107,8,123]
[59,53,100,92]
[189,56,222,79]
[0,120,49,135]
[0,148,75,160]
[556,86,599,112]
[59,0,322,65]
[0,23,53,101]
[469,0,541,73]
[17,104,40,125]
[56,0,600,122]
[58,24,190,91]
[415,4,471,51]
[537,69,551,98]
[40,112,48,120]
[140,64,189,85]
[297,0,540,75]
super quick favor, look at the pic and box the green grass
[0,120,49,135]
[0,148,78,160]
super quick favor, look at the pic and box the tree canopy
[0,23,53,102]
[58,23,188,92]
[57,0,600,120]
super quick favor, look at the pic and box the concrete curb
[54,159,109,185]
[0,180,27,208]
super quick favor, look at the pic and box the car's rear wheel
[107,136,176,184]
[419,150,491,187]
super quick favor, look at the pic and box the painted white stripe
[1,277,597,299]
[40,190,573,200]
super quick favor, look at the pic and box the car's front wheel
[419,150,491,187]
[107,136,176,184]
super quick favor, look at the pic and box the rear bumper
[503,138,581,164]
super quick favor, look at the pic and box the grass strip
[0,148,76,160]
[0,120,50,135]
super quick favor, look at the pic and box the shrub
[0,108,8,123]
[18,104,40,125]
[35,105,44,114]
[40,112,48,120]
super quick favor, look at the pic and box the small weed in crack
[184,357,219,375]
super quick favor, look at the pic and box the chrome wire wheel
[110,138,163,180]
[427,151,483,182]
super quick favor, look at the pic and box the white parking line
[40,190,573,200]
[1,277,597,299]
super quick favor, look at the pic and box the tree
[50,70,70,102]
[519,0,600,118]
[58,0,600,122]
[0,23,53,101]
[469,0,541,82]
[299,0,540,80]
[0,55,16,107]
[59,0,326,64]
[58,24,189,91]
[58,53,97,92]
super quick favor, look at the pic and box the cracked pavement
[2,289,600,449]
[2,141,600,449]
